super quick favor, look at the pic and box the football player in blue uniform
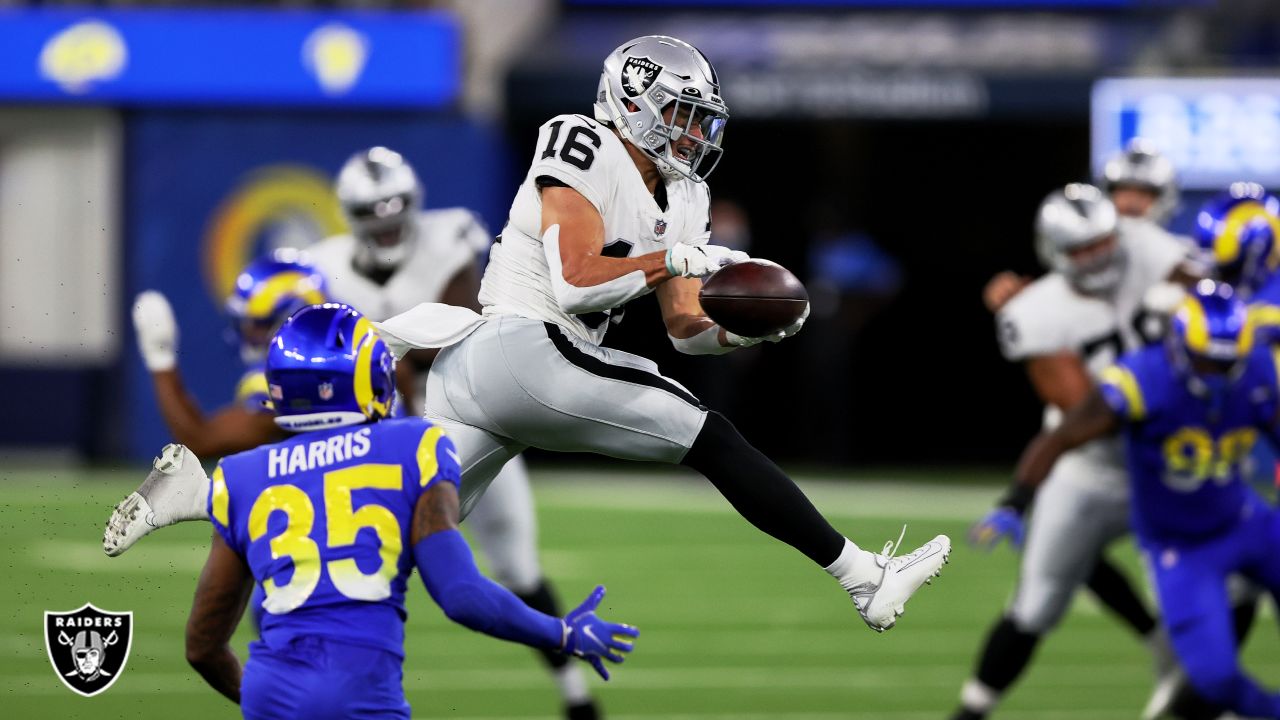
[180,303,637,717]
[995,280,1280,719]
[1195,183,1280,342]
[130,251,327,458]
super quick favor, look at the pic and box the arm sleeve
[413,529,564,650]
[542,224,649,315]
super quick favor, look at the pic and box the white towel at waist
[373,303,487,359]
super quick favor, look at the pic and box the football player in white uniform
[952,184,1201,720]
[105,35,952,636]
[379,35,950,631]
[308,147,601,719]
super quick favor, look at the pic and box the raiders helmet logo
[621,56,662,98]
[44,603,133,697]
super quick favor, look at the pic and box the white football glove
[725,302,810,347]
[132,290,178,372]
[665,243,749,278]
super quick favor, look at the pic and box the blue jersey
[208,417,459,658]
[1098,345,1280,541]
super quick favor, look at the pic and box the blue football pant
[1143,500,1280,719]
[241,637,409,720]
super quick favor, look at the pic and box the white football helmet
[1101,138,1179,225]
[1036,183,1125,294]
[335,146,422,270]
[594,35,728,183]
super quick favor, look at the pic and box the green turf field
[2,464,1277,719]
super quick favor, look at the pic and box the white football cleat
[103,443,211,557]
[849,531,951,632]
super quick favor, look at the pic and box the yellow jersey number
[247,464,405,614]
[1161,427,1257,493]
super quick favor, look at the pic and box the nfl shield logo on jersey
[621,56,662,97]
[44,603,133,697]
[654,218,667,236]
[318,382,334,400]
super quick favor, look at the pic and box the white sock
[555,663,591,705]
[824,537,881,593]
[961,678,999,713]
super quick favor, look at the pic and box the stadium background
[1,1,1279,718]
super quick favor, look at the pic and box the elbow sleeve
[542,224,649,314]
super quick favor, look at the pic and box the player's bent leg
[1148,535,1280,719]
[954,468,1123,718]
[103,443,212,557]
[951,617,1041,720]
[432,317,949,631]
[682,410,949,632]
[464,456,600,719]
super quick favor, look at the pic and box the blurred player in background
[1001,281,1280,720]
[308,147,600,718]
[953,184,1200,720]
[983,139,1188,312]
[130,251,325,460]
[176,303,637,718]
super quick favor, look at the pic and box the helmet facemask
[1061,233,1127,295]
[335,146,423,271]
[344,189,421,271]
[595,36,728,183]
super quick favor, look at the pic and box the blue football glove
[969,506,1025,551]
[561,586,639,680]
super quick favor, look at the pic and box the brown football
[699,259,809,338]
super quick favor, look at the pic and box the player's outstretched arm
[185,530,252,704]
[410,481,638,678]
[133,291,282,457]
[973,389,1118,549]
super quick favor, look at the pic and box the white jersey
[479,113,712,345]
[308,208,485,322]
[997,217,1190,481]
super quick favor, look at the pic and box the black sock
[1233,594,1259,643]
[1085,556,1157,637]
[976,617,1041,693]
[516,580,570,670]
[681,411,844,566]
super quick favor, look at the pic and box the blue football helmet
[226,249,329,364]
[266,303,396,432]
[1193,182,1280,296]
[1167,279,1255,395]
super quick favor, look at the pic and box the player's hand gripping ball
[699,259,810,339]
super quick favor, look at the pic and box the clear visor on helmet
[662,96,728,181]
